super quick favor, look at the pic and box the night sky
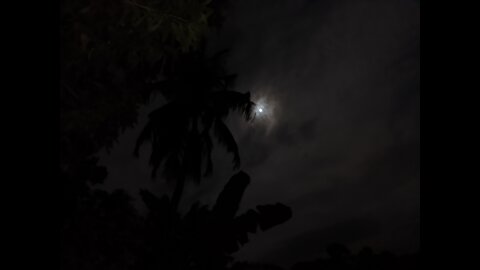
[98,0,420,267]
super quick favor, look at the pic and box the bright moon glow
[251,89,279,133]
[253,97,272,120]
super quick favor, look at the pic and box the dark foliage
[290,244,419,270]
[135,50,255,182]
[62,171,292,270]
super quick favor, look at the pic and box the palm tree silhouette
[134,50,255,211]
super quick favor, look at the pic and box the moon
[250,89,279,133]
[253,96,274,120]
[255,104,266,117]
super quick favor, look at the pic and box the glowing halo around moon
[253,99,270,119]
[250,90,279,134]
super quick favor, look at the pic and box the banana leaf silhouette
[139,171,292,270]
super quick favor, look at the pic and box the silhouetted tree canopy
[134,49,255,210]
[60,0,235,216]
[60,0,231,176]
[135,50,254,180]
[62,171,292,270]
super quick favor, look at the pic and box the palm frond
[163,152,183,181]
[203,131,214,177]
[135,100,191,178]
[212,171,250,219]
[209,91,255,121]
[213,119,240,169]
[134,120,154,157]
[184,120,203,182]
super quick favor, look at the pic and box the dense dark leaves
[256,203,292,231]
[62,189,141,270]
[63,171,291,270]
[213,171,250,219]
[140,171,293,269]
[214,119,241,168]
[60,0,219,176]
[135,52,255,183]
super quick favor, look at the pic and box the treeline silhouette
[62,164,418,270]
[62,171,292,270]
[231,244,419,270]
